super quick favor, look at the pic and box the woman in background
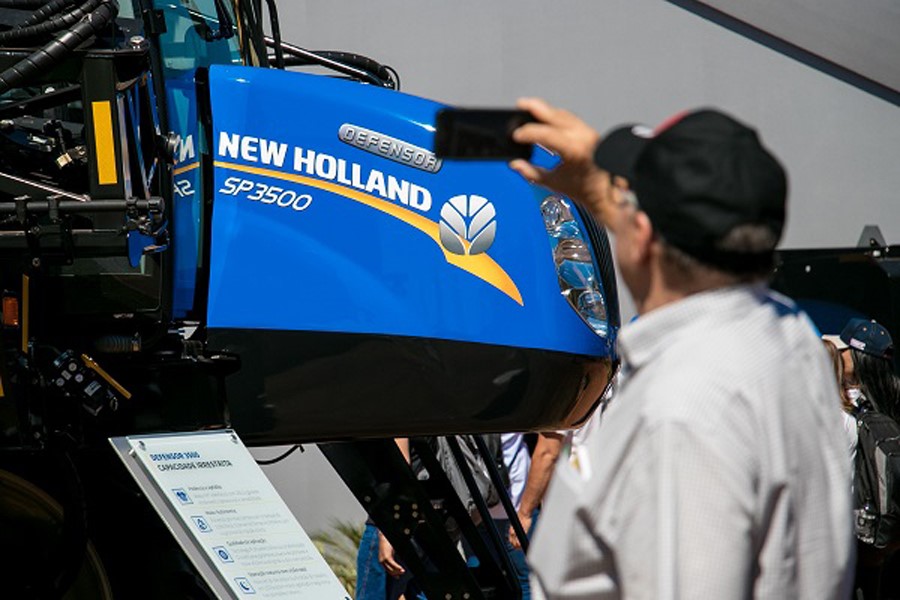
[828,318,900,600]
[822,338,858,462]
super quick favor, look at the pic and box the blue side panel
[165,71,202,317]
[153,0,242,317]
[207,65,611,357]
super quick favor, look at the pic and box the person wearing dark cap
[832,318,900,422]
[827,318,900,599]
[509,99,854,599]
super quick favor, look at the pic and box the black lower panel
[209,329,612,445]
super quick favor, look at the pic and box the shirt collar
[617,284,769,371]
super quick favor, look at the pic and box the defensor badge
[339,124,442,173]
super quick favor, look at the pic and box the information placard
[111,431,349,600]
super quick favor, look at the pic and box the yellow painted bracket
[91,101,119,185]
[81,354,132,400]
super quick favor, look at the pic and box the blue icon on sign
[173,488,192,504]
[213,546,234,563]
[234,577,256,594]
[191,516,212,533]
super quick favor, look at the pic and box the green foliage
[312,519,365,595]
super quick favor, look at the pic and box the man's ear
[612,175,630,190]
[632,211,655,263]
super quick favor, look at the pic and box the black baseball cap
[593,109,787,273]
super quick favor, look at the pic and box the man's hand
[509,98,609,220]
[509,510,534,551]
[378,531,405,578]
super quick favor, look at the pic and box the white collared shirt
[529,285,854,600]
[489,432,532,519]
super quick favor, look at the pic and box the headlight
[541,195,611,338]
[575,289,608,336]
[554,238,595,289]
[541,195,581,239]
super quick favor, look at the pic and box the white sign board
[111,431,349,600]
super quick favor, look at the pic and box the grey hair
[660,224,779,283]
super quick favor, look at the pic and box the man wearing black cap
[509,99,854,599]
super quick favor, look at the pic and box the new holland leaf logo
[439,194,497,255]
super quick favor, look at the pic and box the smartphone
[433,108,535,160]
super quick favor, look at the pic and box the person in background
[829,318,900,600]
[485,433,532,598]
[356,520,388,600]
[822,337,859,463]
[507,432,563,553]
[355,438,426,600]
[509,98,854,599]
[836,318,900,422]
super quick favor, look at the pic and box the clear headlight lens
[541,195,581,239]
[555,238,595,289]
[541,195,610,338]
[575,289,608,336]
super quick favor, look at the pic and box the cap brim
[593,125,651,182]
[822,334,848,350]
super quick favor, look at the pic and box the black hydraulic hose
[384,64,401,90]
[313,50,393,83]
[0,0,101,43]
[0,0,118,95]
[0,0,49,7]
[262,0,283,69]
[306,49,396,89]
[20,0,78,28]
[93,335,140,354]
[262,36,393,88]
[255,444,303,465]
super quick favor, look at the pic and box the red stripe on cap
[654,110,691,135]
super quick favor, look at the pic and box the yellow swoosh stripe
[174,161,200,176]
[214,161,523,305]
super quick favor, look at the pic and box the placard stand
[110,430,350,599]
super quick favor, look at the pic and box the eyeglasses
[611,183,639,210]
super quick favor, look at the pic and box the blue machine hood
[206,65,614,359]
[203,65,617,441]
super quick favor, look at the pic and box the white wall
[278,0,900,250]
[251,445,365,531]
[264,0,900,529]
